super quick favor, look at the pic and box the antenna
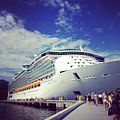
[80,45,84,51]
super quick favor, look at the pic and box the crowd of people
[86,88,120,120]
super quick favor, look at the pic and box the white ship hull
[11,60,120,100]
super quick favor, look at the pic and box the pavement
[63,103,114,120]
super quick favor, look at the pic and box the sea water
[0,103,56,120]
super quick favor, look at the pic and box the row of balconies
[10,80,41,94]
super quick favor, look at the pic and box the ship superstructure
[8,49,120,99]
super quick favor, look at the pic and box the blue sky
[0,0,120,81]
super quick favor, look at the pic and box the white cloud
[51,38,90,50]
[55,1,80,33]
[83,47,120,62]
[0,27,60,69]
[64,1,80,13]
[43,0,81,34]
[106,55,120,62]
[55,8,73,33]
[0,11,23,31]
[65,39,90,49]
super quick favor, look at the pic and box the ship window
[60,70,67,73]
[104,73,108,76]
[70,65,73,67]
[92,75,95,78]
[73,73,81,79]
[102,73,111,77]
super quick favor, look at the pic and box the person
[87,93,91,103]
[112,88,120,120]
[78,95,83,101]
[98,93,103,104]
[108,92,113,106]
[84,95,87,101]
[103,91,108,110]
[51,97,55,100]
[91,92,95,104]
[94,92,98,106]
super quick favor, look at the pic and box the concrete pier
[0,100,76,110]
[63,103,113,120]
[45,101,85,120]
[45,102,114,120]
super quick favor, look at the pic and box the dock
[1,100,115,120]
[45,102,114,120]
[0,99,77,111]
[63,103,113,120]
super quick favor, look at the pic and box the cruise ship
[8,49,120,100]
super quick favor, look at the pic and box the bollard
[48,103,56,111]
[41,103,48,109]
